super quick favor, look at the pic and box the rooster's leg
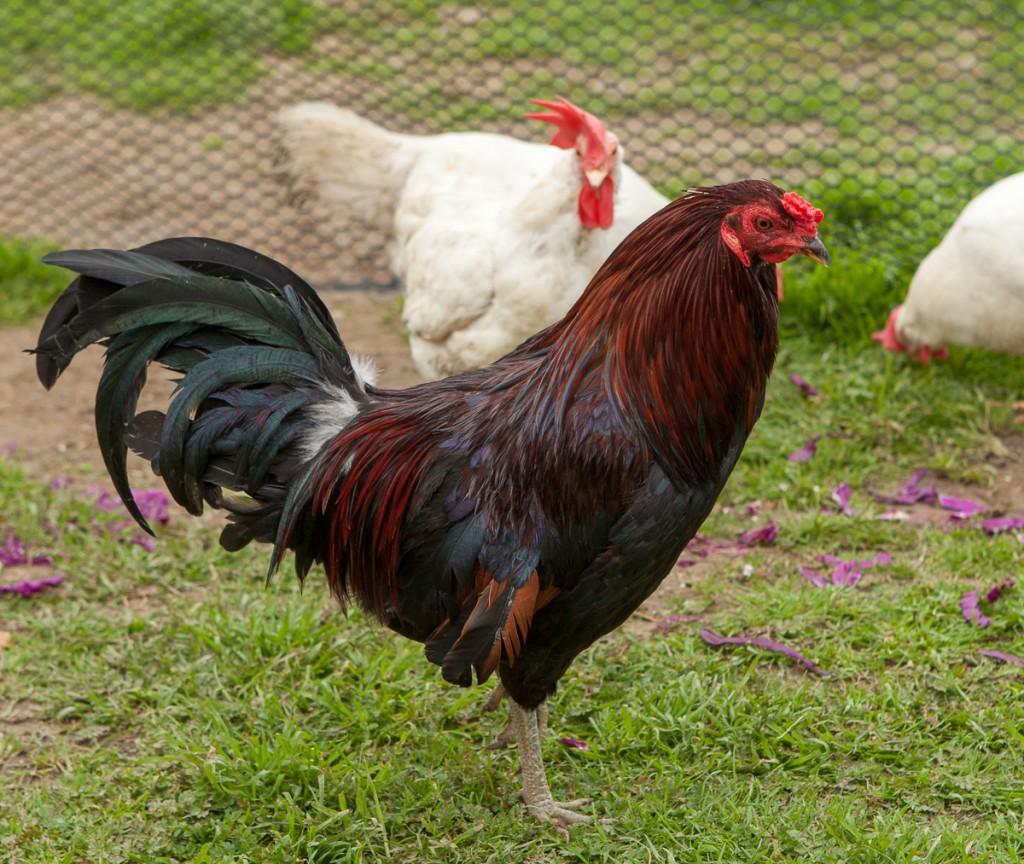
[480,682,506,715]
[509,699,594,837]
[481,682,517,749]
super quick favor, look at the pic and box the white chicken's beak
[585,168,609,189]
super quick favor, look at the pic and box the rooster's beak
[585,168,609,189]
[800,236,830,267]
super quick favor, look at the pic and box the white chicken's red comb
[525,96,607,155]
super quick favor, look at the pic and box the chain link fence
[2,0,1021,288]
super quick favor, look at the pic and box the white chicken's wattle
[874,171,1024,361]
[278,97,669,379]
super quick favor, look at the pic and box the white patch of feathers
[298,354,377,464]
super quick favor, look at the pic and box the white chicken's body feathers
[278,101,669,378]
[897,172,1024,356]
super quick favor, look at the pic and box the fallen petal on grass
[0,533,53,567]
[685,533,732,558]
[700,628,832,677]
[962,578,1015,629]
[130,534,157,553]
[652,614,701,634]
[94,489,170,525]
[787,435,821,463]
[803,551,892,588]
[980,517,1024,534]
[559,737,590,751]
[87,489,170,551]
[737,522,779,547]
[979,649,1024,669]
[938,494,986,519]
[870,469,937,506]
[961,591,992,629]
[788,374,820,396]
[799,567,828,588]
[831,482,854,516]
[0,574,66,597]
[986,579,1015,604]
[134,490,171,525]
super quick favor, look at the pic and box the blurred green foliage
[0,0,317,112]
[1,0,1020,286]
[0,236,65,326]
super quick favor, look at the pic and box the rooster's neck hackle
[544,184,781,488]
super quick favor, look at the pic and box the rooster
[873,171,1024,361]
[278,96,670,379]
[33,181,827,834]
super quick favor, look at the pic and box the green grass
[0,0,318,113]
[3,256,1024,861]
[0,237,65,327]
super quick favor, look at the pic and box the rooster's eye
[754,216,773,231]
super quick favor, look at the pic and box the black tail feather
[33,237,368,576]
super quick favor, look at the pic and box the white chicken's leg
[509,699,594,837]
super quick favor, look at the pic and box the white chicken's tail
[277,102,420,233]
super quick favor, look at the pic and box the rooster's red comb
[525,96,607,154]
[781,192,824,236]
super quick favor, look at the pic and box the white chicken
[873,171,1024,361]
[278,96,669,378]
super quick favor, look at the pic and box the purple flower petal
[92,489,170,525]
[652,613,701,634]
[804,551,891,588]
[0,533,53,567]
[49,475,70,490]
[979,649,1024,669]
[870,469,937,506]
[962,579,1015,629]
[799,567,828,588]
[0,574,66,597]
[787,435,821,463]
[986,578,1015,605]
[938,495,986,519]
[961,590,992,628]
[737,522,779,548]
[130,534,157,553]
[93,491,122,512]
[981,517,1024,534]
[831,482,854,516]
[830,561,864,587]
[686,533,732,558]
[789,374,820,396]
[700,628,831,677]
[133,490,171,525]
[676,557,699,568]
[559,737,590,751]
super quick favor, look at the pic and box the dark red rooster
[33,180,827,834]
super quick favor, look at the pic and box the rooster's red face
[720,191,829,269]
